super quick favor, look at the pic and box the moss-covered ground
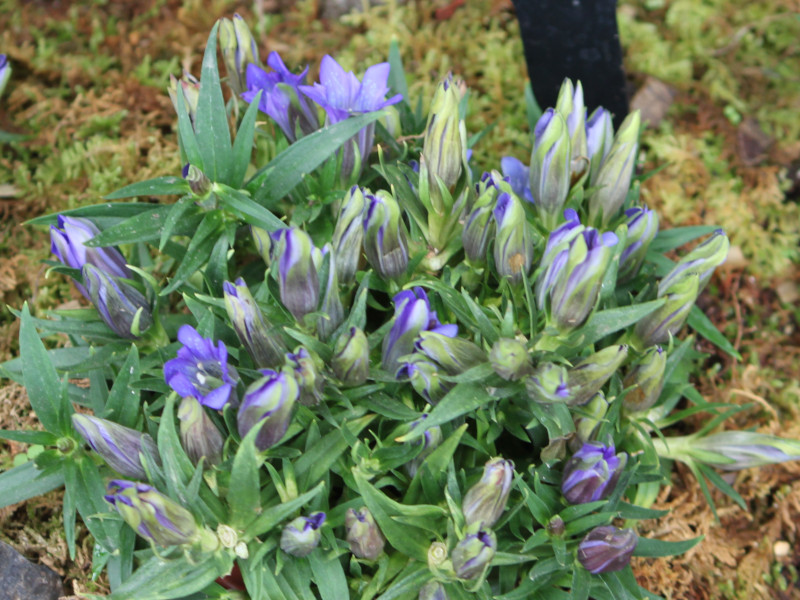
[0,0,798,597]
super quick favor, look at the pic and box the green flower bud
[178,396,224,468]
[529,108,571,229]
[493,192,534,285]
[82,264,153,339]
[422,74,466,202]
[658,229,729,295]
[105,481,199,547]
[345,507,385,560]
[332,327,369,386]
[219,14,259,96]
[415,331,486,375]
[462,183,497,266]
[586,107,614,180]
[270,228,320,322]
[182,164,211,197]
[588,111,641,227]
[167,71,200,128]
[400,356,450,404]
[72,414,158,480]
[224,278,286,369]
[280,512,325,557]
[623,346,666,412]
[315,244,344,341]
[285,347,324,406]
[489,338,532,381]
[462,458,514,528]
[332,186,366,285]
[251,225,272,265]
[618,206,659,282]
[574,393,609,444]
[419,580,448,600]
[633,274,700,348]
[525,363,570,403]
[567,345,629,406]
[363,190,409,280]
[555,78,588,180]
[451,523,496,580]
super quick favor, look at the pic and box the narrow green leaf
[85,205,204,247]
[230,91,262,188]
[0,461,64,509]
[104,346,140,427]
[579,298,665,346]
[308,552,349,600]
[159,196,197,251]
[633,534,704,557]
[160,210,225,295]
[649,225,718,254]
[376,564,431,600]
[21,303,69,434]
[228,421,266,530]
[216,185,285,231]
[248,111,385,206]
[387,40,409,102]
[247,481,325,538]
[400,383,489,441]
[688,305,741,359]
[104,176,189,200]
[0,430,58,445]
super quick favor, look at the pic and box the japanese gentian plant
[2,15,800,600]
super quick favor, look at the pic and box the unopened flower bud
[398,358,449,404]
[419,580,447,600]
[72,414,158,480]
[105,480,198,547]
[618,206,659,282]
[168,71,200,127]
[224,278,285,369]
[574,393,609,444]
[280,512,325,557]
[332,186,366,285]
[404,415,443,477]
[285,347,324,406]
[415,331,486,375]
[633,274,700,348]
[462,192,496,265]
[237,369,299,451]
[588,111,641,227]
[451,523,496,580]
[182,164,211,197]
[82,264,153,339]
[270,227,320,322]
[555,78,588,180]
[526,363,570,404]
[493,192,533,285]
[315,244,344,340]
[529,108,571,229]
[567,345,629,406]
[658,229,729,295]
[363,191,409,280]
[462,458,514,528]
[586,107,614,178]
[178,397,224,467]
[547,515,566,537]
[0,54,10,99]
[677,431,800,471]
[623,346,666,412]
[345,507,385,560]
[219,14,259,96]
[489,338,532,381]
[561,441,627,504]
[578,526,637,573]
[332,327,369,386]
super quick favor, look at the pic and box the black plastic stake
[512,0,629,127]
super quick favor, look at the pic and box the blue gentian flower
[242,52,320,142]
[561,441,627,504]
[72,414,158,480]
[500,156,534,204]
[299,55,402,179]
[578,526,637,573]
[164,325,239,409]
[82,264,153,339]
[237,369,299,451]
[269,227,320,322]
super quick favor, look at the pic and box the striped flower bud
[567,345,629,406]
[586,107,614,180]
[363,191,409,280]
[332,327,369,386]
[462,192,496,266]
[280,512,325,557]
[332,186,366,285]
[167,71,200,128]
[270,227,320,322]
[82,264,153,339]
[574,393,609,444]
[674,431,800,471]
[285,347,324,406]
[633,274,700,348]
[618,206,659,282]
[451,523,496,580]
[345,507,385,560]
[657,229,729,295]
[462,458,514,528]
[587,111,641,227]
[578,526,637,573]
[555,78,588,180]
[398,357,448,404]
[237,369,299,451]
[492,192,533,285]
[315,244,344,341]
[525,363,570,404]
[623,346,666,412]
[528,108,571,229]
[419,581,447,600]
[72,414,158,480]
[105,480,199,547]
[415,331,486,375]
[178,397,224,468]
[0,54,10,99]
[561,441,627,504]
[223,278,285,369]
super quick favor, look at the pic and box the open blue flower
[242,52,319,142]
[164,325,239,409]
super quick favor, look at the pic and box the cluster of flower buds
[51,216,152,339]
[561,441,627,504]
[168,71,200,128]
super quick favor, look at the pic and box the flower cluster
[4,16,799,600]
